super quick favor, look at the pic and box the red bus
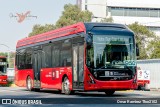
[0,56,8,85]
[15,22,138,95]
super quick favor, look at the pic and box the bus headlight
[88,74,95,84]
[94,72,97,77]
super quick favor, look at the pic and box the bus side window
[18,49,26,69]
[52,43,60,67]
[42,44,52,68]
[25,48,32,69]
[60,39,71,67]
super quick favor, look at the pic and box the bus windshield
[0,58,7,75]
[87,35,136,69]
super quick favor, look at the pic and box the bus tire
[34,88,40,92]
[26,76,33,91]
[62,76,73,95]
[104,90,115,96]
[138,85,142,90]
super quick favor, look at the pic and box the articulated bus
[15,22,139,95]
[0,56,8,85]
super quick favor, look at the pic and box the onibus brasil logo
[9,11,37,23]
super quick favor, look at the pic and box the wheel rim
[64,78,70,93]
[27,78,31,90]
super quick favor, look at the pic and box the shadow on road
[20,89,145,97]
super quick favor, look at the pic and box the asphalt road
[0,87,160,98]
[0,87,160,107]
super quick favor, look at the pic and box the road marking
[0,88,28,93]
[0,90,9,92]
[117,90,134,92]
[10,84,17,87]
[0,89,20,93]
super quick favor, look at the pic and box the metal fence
[137,59,160,90]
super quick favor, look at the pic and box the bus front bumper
[85,79,137,91]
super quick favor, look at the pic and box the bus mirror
[88,32,93,36]
[86,32,93,48]
[7,64,9,68]
[86,37,92,44]
[136,44,140,56]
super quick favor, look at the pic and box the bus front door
[72,43,84,90]
[33,51,41,89]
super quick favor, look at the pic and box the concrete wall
[81,0,107,22]
[80,0,160,35]
[137,59,160,90]
[107,0,160,8]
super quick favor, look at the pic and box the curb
[117,90,134,92]
[10,84,17,87]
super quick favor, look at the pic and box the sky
[0,0,76,52]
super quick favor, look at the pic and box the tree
[9,52,15,68]
[0,52,7,57]
[0,52,15,68]
[29,4,92,37]
[56,4,92,28]
[128,22,156,59]
[29,24,56,37]
[147,37,160,59]
[100,17,114,23]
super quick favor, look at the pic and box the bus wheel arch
[26,76,33,91]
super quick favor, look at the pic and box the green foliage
[29,4,92,37]
[0,52,15,68]
[9,52,15,68]
[147,37,160,58]
[56,4,92,28]
[100,17,114,23]
[0,52,7,57]
[128,22,156,59]
[128,22,155,45]
[29,24,56,37]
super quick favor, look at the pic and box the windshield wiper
[98,64,114,69]
[98,66,107,69]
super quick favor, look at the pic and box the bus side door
[72,42,84,90]
[33,50,42,88]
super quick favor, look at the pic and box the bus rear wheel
[104,90,115,96]
[62,77,73,95]
[26,76,33,91]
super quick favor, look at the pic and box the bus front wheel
[104,90,115,96]
[62,77,73,95]
[26,76,33,91]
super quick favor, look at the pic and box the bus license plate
[105,71,109,76]
[114,72,125,76]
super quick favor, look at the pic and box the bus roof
[0,56,6,59]
[84,22,128,31]
[16,22,85,48]
[16,22,132,48]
